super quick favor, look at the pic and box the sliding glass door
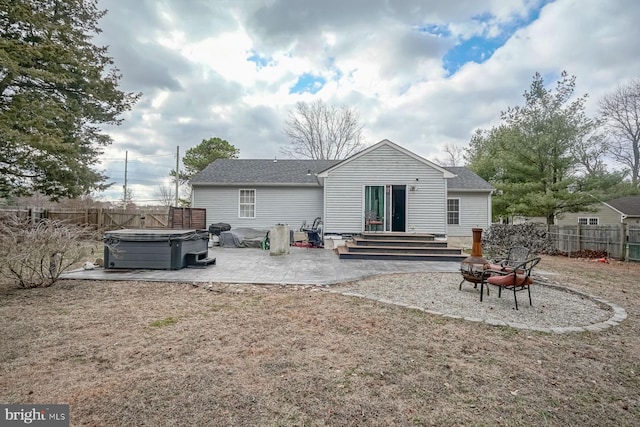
[364,185,384,231]
[364,185,406,232]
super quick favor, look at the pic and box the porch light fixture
[306,169,311,176]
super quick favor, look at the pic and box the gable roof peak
[317,139,456,178]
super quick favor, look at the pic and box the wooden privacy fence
[628,225,640,262]
[168,207,206,230]
[0,208,169,231]
[548,224,640,261]
[101,209,169,230]
[0,207,208,231]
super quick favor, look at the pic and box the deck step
[361,232,436,242]
[336,233,467,262]
[352,237,448,248]
[337,245,467,262]
[345,241,462,255]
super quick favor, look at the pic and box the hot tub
[103,229,210,270]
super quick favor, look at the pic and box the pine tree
[0,0,139,200]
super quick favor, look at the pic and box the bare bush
[482,223,556,258]
[0,215,98,288]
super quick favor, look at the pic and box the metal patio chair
[481,256,541,310]
[486,246,531,272]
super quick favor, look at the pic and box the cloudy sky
[93,0,640,204]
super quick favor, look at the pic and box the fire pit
[459,227,489,287]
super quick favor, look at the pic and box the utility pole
[123,150,128,209]
[175,146,180,207]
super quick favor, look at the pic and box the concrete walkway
[63,246,460,285]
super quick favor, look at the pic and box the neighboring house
[511,216,548,225]
[555,196,640,226]
[190,139,494,242]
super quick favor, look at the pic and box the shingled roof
[190,159,340,186]
[605,196,640,216]
[190,159,493,191]
[444,167,495,191]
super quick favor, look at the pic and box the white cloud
[92,0,640,204]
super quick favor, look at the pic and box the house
[190,139,494,245]
[555,196,640,226]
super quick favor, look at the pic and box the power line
[99,152,176,161]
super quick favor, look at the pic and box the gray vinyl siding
[446,191,492,236]
[555,204,622,226]
[323,144,448,234]
[192,185,323,230]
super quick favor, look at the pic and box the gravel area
[332,272,618,333]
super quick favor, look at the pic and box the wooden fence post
[576,223,581,255]
[97,208,103,232]
[621,222,627,261]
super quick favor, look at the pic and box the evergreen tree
[183,137,239,179]
[171,137,239,184]
[0,0,139,200]
[466,72,599,224]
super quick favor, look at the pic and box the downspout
[488,190,494,227]
[318,173,326,241]
[621,214,628,261]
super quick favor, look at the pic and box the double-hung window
[578,217,599,225]
[447,199,460,225]
[239,189,256,218]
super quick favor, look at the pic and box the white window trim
[447,198,460,225]
[578,217,599,225]
[238,189,256,219]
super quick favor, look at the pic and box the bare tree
[281,100,364,159]
[154,185,175,208]
[600,78,640,185]
[121,187,136,208]
[433,143,465,166]
[570,125,609,177]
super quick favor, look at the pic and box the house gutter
[191,182,323,187]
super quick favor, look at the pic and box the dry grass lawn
[1,255,639,426]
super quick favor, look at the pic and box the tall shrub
[0,215,97,288]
